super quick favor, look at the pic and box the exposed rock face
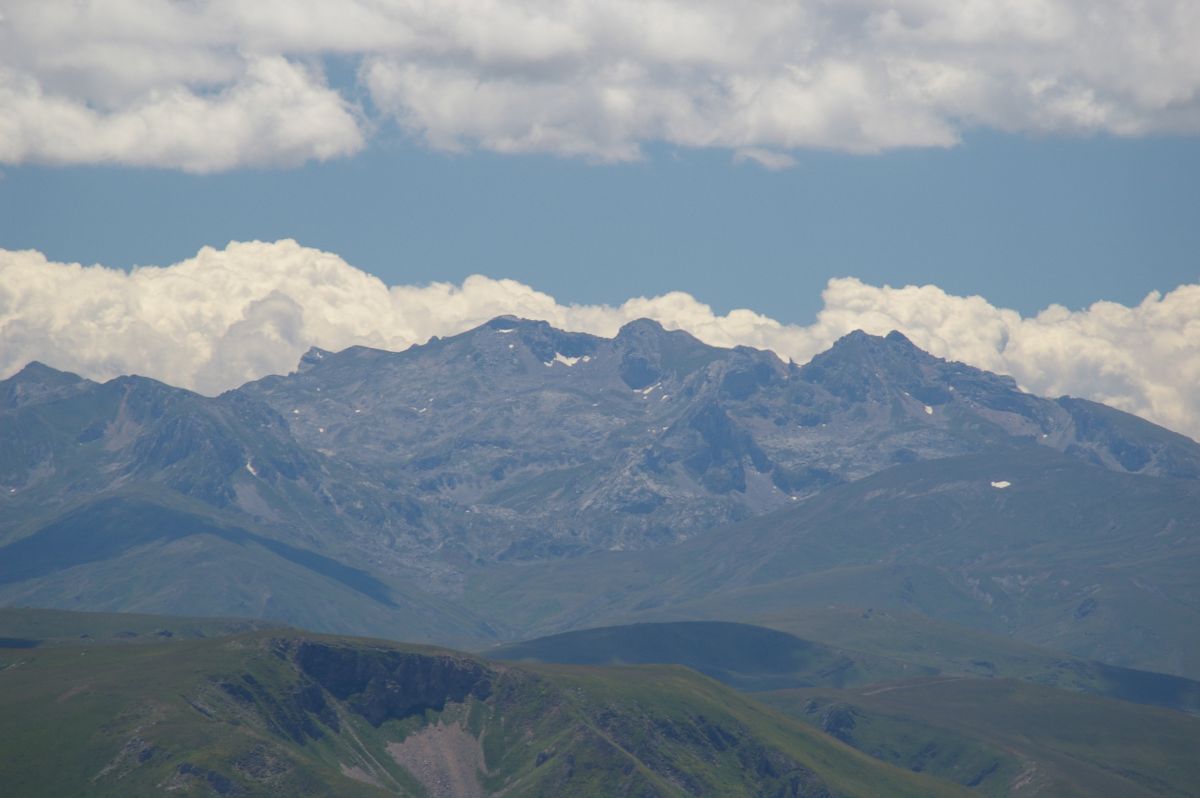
[0,361,89,408]
[292,641,492,726]
[234,318,1200,569]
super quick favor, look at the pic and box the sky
[1,1,1198,438]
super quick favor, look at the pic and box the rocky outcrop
[292,641,492,727]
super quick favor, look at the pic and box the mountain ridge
[2,319,1198,669]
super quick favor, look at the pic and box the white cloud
[1,1,1198,169]
[0,56,364,172]
[2,240,1198,442]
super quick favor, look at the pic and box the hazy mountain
[5,318,1199,798]
[466,447,1200,676]
[236,318,1200,565]
[2,319,1198,665]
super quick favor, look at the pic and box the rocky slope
[241,319,1200,566]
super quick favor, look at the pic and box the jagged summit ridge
[3,319,1199,596]
[234,318,1200,554]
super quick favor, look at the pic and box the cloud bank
[2,1,1199,170]
[2,240,1197,441]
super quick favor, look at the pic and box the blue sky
[3,131,1197,323]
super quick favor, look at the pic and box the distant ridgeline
[1,318,1198,679]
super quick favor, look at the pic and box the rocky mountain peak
[817,329,928,364]
[476,315,557,337]
[616,316,666,336]
[615,318,711,353]
[297,346,333,372]
[797,329,942,402]
[612,319,725,388]
[1,361,90,408]
[485,314,522,330]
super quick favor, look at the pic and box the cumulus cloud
[1,240,1198,441]
[1,1,1199,169]
[0,55,364,172]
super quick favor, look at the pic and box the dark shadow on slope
[1089,661,1200,713]
[488,620,889,691]
[0,637,40,648]
[0,497,395,607]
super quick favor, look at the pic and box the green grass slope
[484,619,1200,795]
[488,618,1200,717]
[0,609,966,797]
[0,494,498,649]
[0,606,280,647]
[750,608,1200,713]
[763,677,1200,797]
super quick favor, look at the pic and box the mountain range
[2,318,1198,675]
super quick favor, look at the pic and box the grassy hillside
[0,494,499,649]
[750,608,1200,713]
[0,609,966,797]
[490,620,1200,796]
[488,620,939,690]
[763,677,1200,797]
[490,618,1200,715]
[0,606,280,647]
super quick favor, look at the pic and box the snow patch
[638,383,660,395]
[991,480,1011,489]
[245,462,258,477]
[550,352,587,367]
[924,405,933,415]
